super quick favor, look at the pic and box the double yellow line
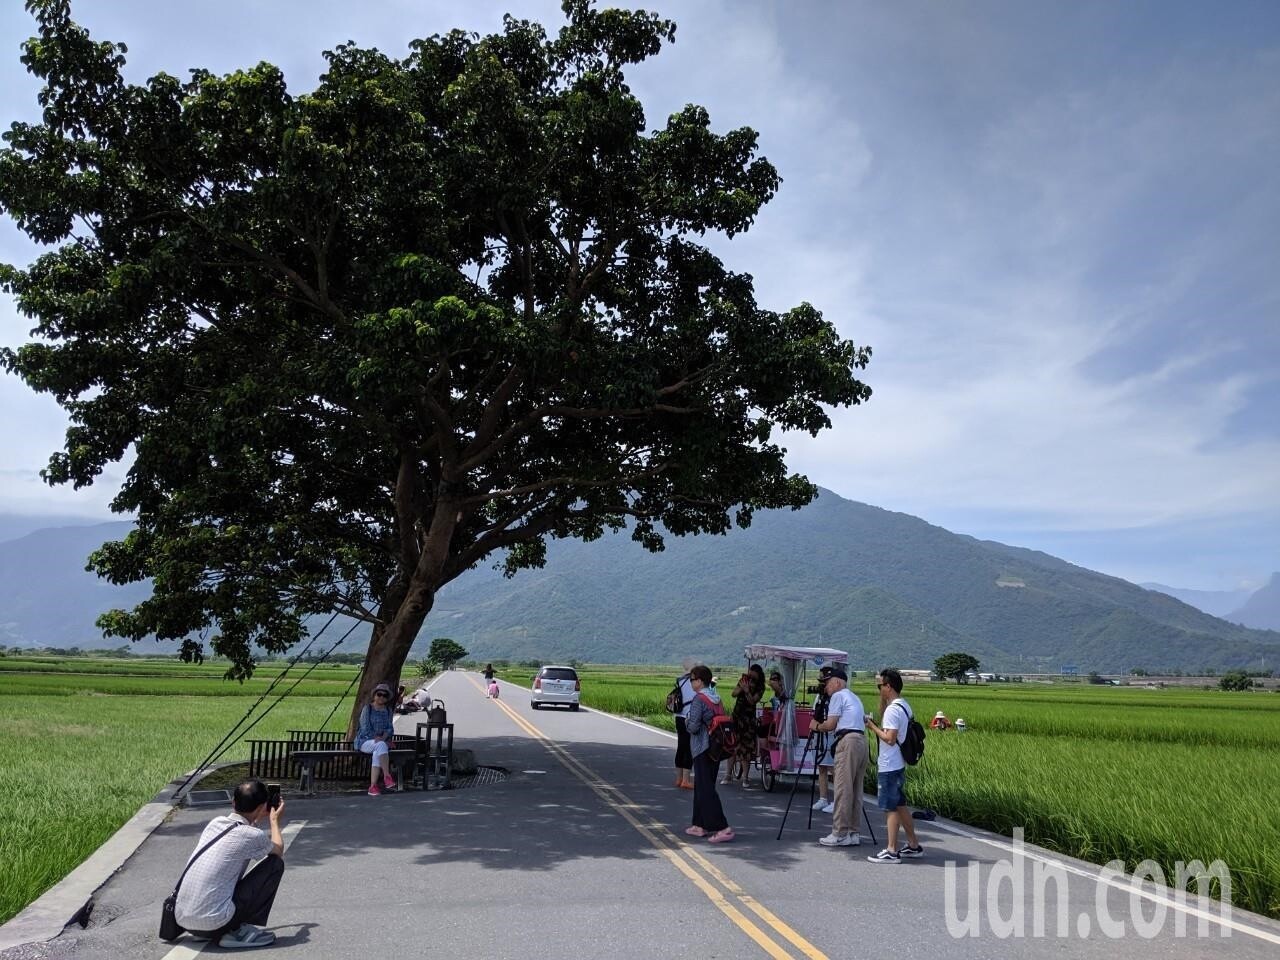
[471,677,828,960]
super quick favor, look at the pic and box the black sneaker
[866,847,901,864]
[900,843,924,858]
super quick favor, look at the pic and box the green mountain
[3,492,1277,673]
[424,490,1280,672]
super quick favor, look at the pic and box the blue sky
[1,1,1277,591]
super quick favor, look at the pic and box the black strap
[170,822,239,897]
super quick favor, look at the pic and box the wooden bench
[247,730,417,794]
[291,746,417,794]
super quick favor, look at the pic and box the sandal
[708,828,736,843]
[685,825,708,837]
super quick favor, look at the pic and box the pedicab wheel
[760,754,776,792]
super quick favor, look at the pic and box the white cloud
[0,1,1276,589]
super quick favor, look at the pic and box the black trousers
[674,716,693,770]
[189,854,285,940]
[691,752,728,832]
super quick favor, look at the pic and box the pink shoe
[685,825,707,837]
[383,775,397,790]
[367,785,381,796]
[708,828,736,843]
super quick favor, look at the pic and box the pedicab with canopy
[742,642,849,791]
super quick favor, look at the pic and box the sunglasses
[374,691,389,697]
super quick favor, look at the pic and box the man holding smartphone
[174,779,287,948]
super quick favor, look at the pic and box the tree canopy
[428,637,468,670]
[0,0,871,727]
[934,652,980,683]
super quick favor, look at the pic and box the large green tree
[428,638,468,671]
[934,652,980,683]
[0,0,871,730]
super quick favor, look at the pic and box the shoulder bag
[159,822,239,941]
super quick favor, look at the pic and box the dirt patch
[48,723,98,736]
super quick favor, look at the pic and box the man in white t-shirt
[174,780,286,947]
[864,668,924,863]
[809,665,867,847]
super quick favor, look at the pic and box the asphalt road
[6,669,1279,959]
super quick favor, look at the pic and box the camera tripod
[776,726,876,844]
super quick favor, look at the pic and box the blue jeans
[877,767,907,811]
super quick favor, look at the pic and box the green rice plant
[902,730,1280,919]
[0,669,359,699]
[0,684,356,925]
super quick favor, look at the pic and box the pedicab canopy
[743,644,850,772]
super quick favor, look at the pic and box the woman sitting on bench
[356,683,398,796]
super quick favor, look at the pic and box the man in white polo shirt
[808,665,866,847]
[175,779,286,948]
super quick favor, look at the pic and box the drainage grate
[186,789,231,806]
[449,765,509,789]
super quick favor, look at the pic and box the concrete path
[3,669,1279,959]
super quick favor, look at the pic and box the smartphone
[267,783,281,809]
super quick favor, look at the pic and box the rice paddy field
[0,656,362,925]
[3,657,1279,925]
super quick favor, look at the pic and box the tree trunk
[346,583,436,737]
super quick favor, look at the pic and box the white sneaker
[811,798,829,810]
[818,832,860,847]
[820,800,835,814]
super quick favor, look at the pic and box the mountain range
[1228,574,1280,631]
[1,493,1277,673]
[1138,582,1254,620]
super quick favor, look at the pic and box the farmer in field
[174,779,286,948]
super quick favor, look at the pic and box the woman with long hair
[723,664,765,787]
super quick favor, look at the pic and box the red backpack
[697,693,739,763]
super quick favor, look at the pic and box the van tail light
[534,678,542,691]
[575,679,581,691]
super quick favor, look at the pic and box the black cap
[822,666,848,682]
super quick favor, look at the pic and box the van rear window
[542,668,578,681]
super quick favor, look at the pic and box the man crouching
[174,779,286,948]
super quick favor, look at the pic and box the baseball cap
[373,683,392,696]
[822,665,847,681]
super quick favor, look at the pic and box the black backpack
[895,700,926,765]
[665,674,689,714]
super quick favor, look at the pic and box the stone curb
[0,763,239,953]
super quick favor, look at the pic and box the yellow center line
[469,676,828,960]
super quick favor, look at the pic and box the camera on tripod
[809,667,839,723]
